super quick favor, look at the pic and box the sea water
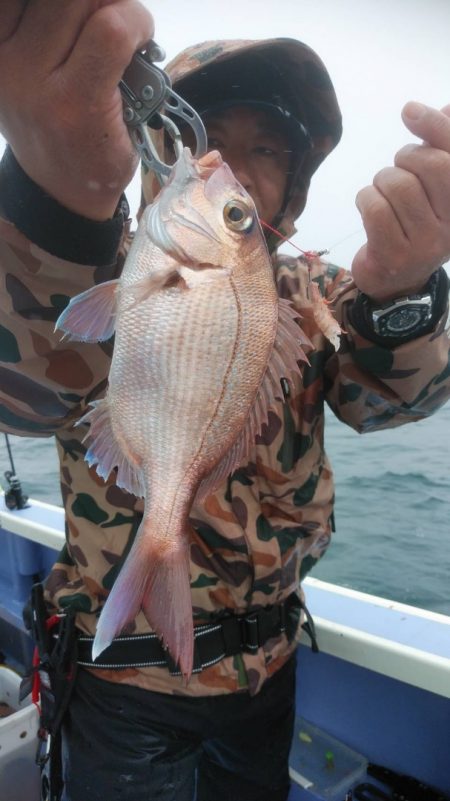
[1,402,449,615]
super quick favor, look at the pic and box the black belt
[75,592,317,676]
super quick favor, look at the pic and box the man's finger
[373,165,438,243]
[15,0,120,70]
[394,143,450,223]
[64,1,154,98]
[401,102,450,152]
[355,184,408,263]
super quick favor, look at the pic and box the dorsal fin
[196,299,311,500]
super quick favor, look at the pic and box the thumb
[401,101,450,150]
[351,243,369,288]
[350,244,388,300]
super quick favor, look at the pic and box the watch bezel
[371,294,433,336]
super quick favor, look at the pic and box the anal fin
[79,399,145,497]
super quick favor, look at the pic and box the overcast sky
[1,0,449,268]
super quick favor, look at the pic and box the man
[0,3,450,800]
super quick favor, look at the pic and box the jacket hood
[140,38,342,243]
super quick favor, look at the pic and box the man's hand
[0,1,154,220]
[352,102,450,302]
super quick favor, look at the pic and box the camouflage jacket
[1,150,450,697]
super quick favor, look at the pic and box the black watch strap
[349,267,449,347]
[0,146,129,266]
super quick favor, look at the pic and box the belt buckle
[240,613,259,653]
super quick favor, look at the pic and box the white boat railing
[1,496,449,698]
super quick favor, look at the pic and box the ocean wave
[339,471,449,491]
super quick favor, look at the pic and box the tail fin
[92,521,194,679]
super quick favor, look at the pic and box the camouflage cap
[141,38,343,241]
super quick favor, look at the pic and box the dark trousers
[61,655,296,801]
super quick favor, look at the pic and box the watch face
[373,298,432,336]
[384,306,424,333]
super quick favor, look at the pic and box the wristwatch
[370,291,433,337]
[350,267,449,346]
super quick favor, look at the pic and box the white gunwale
[1,496,449,697]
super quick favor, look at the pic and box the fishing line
[327,227,365,252]
[260,218,329,297]
[260,218,364,258]
[260,218,365,298]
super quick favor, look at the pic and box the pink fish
[56,148,311,678]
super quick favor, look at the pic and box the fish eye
[223,199,254,232]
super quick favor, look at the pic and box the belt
[75,592,317,676]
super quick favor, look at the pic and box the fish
[56,147,311,679]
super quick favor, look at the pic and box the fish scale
[113,280,242,477]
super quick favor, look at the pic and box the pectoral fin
[121,262,194,311]
[55,280,119,342]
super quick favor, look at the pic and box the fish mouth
[176,148,222,182]
[185,149,242,205]
[197,150,223,169]
[204,160,247,204]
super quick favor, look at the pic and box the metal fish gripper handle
[119,41,207,181]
